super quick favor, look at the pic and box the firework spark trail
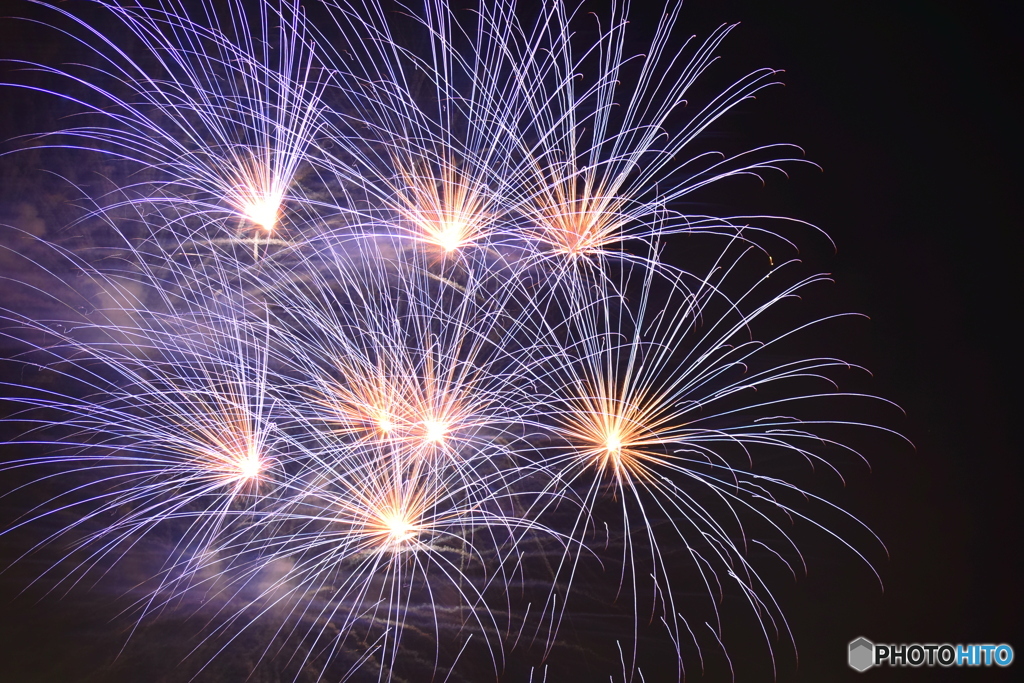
[301,0,535,257]
[306,1,807,267]
[513,244,901,677]
[0,1,901,681]
[485,1,815,270]
[4,0,328,242]
[0,181,570,678]
[66,235,576,678]
[0,219,284,594]
[183,418,567,681]
[265,248,537,465]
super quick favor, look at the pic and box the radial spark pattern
[1,1,898,680]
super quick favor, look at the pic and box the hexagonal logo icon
[849,637,875,672]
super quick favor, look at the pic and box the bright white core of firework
[383,514,417,544]
[235,449,264,480]
[422,419,449,444]
[242,197,280,232]
[434,220,467,252]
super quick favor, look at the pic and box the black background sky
[695,1,1022,680]
[0,0,1021,681]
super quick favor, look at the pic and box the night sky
[1,1,1020,681]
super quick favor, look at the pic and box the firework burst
[4,0,328,242]
[1,1,900,680]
